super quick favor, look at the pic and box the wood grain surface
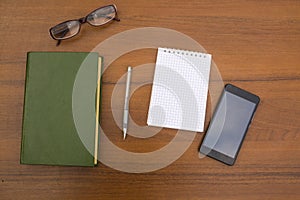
[1,0,299,199]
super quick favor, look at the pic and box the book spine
[20,52,32,163]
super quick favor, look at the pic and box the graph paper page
[147,48,212,132]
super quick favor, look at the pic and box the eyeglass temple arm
[113,17,120,21]
[56,40,61,46]
[56,28,70,46]
[95,14,120,21]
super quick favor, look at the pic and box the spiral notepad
[147,48,212,132]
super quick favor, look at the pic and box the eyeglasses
[49,4,120,46]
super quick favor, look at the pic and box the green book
[21,52,101,166]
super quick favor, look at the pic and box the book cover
[21,52,101,166]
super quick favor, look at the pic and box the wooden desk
[1,0,299,199]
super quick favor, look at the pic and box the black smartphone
[199,84,260,165]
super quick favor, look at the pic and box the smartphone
[199,84,260,165]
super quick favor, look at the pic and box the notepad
[147,48,212,132]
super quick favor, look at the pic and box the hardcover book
[21,52,101,166]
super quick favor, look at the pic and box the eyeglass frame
[49,4,120,46]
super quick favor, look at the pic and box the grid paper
[147,48,212,132]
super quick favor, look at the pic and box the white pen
[123,66,132,140]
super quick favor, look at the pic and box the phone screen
[200,84,259,165]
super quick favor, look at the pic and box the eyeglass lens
[87,6,116,26]
[50,20,80,40]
